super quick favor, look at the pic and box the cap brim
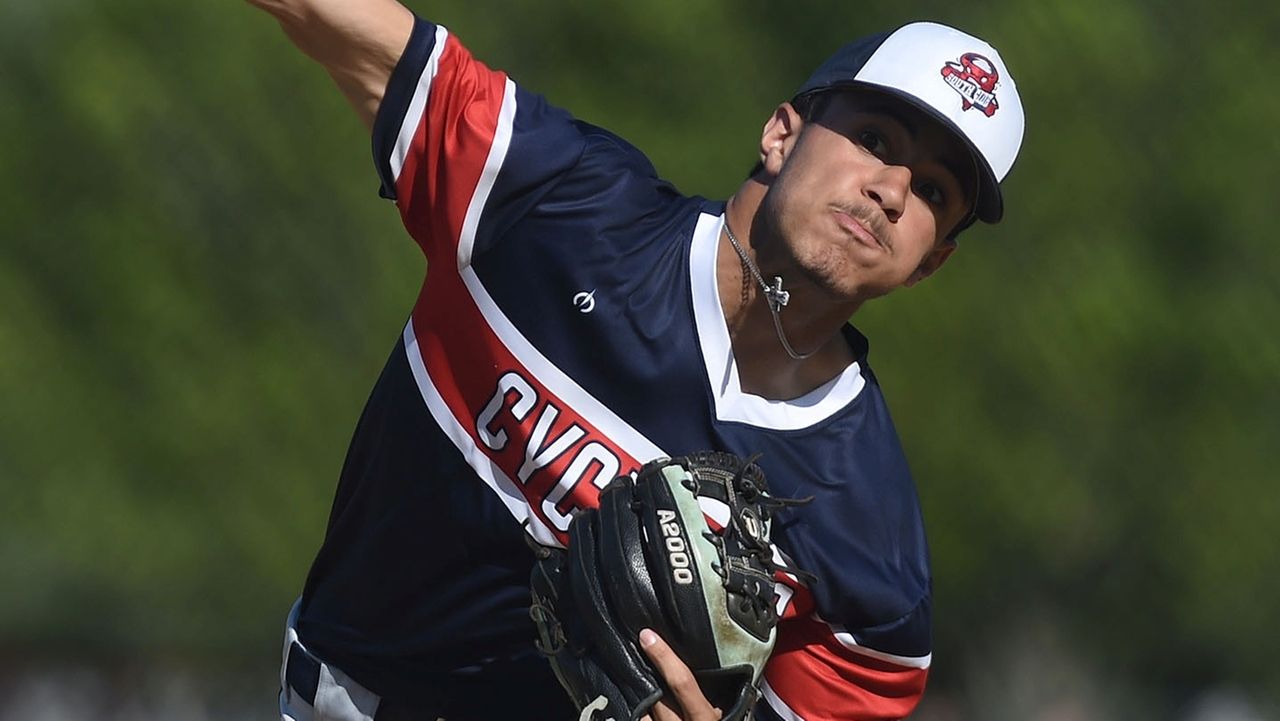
[799,82,1004,224]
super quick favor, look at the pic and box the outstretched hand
[638,629,724,721]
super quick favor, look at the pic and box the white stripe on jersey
[456,78,517,270]
[455,262,668,504]
[402,319,558,545]
[826,620,934,669]
[760,679,805,721]
[688,213,869,430]
[391,24,449,184]
[400,75,666,546]
[450,76,666,472]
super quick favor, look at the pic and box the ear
[759,103,804,178]
[904,241,957,287]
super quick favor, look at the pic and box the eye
[915,180,946,207]
[856,129,887,156]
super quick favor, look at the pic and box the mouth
[831,208,884,251]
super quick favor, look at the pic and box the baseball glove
[529,452,810,721]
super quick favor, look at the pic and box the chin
[791,253,863,302]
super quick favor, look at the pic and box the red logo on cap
[940,53,1000,117]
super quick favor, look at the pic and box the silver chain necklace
[723,220,817,361]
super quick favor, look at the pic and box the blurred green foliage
[2,0,1277,716]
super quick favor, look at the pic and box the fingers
[645,701,675,721]
[639,629,723,721]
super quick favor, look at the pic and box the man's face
[756,89,977,304]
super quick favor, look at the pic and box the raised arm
[247,0,414,128]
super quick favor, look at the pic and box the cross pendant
[765,276,790,312]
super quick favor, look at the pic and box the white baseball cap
[795,22,1025,224]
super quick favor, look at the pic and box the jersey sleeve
[756,581,931,721]
[752,372,934,720]
[370,17,586,269]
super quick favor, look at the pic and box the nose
[864,164,910,222]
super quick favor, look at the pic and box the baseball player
[249,0,1025,719]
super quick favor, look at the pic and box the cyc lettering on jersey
[474,370,631,535]
[541,441,620,531]
[475,371,536,451]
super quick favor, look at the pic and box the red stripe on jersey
[393,33,644,543]
[764,615,928,720]
[394,34,501,260]
[411,272,645,541]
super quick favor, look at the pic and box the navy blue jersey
[296,17,932,720]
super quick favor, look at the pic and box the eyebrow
[861,101,919,139]
[866,104,973,202]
